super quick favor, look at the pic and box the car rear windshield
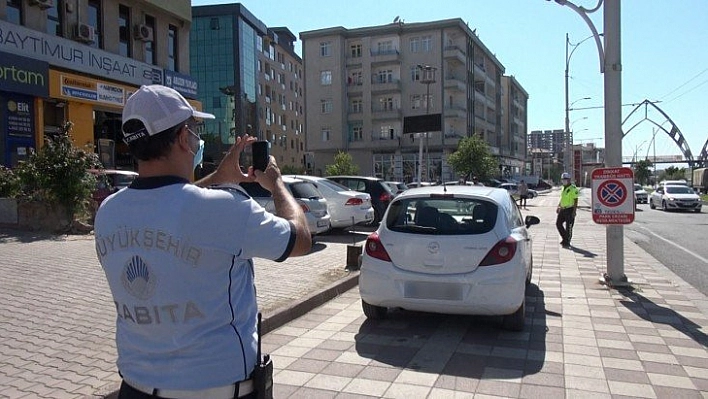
[239,182,271,198]
[289,181,321,199]
[386,197,498,235]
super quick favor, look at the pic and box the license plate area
[404,281,463,301]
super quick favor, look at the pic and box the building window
[144,15,156,64]
[118,5,131,57]
[410,66,421,82]
[351,125,363,141]
[46,0,62,36]
[320,70,332,85]
[348,71,362,86]
[321,127,331,142]
[350,44,362,58]
[168,25,178,71]
[376,70,393,84]
[351,99,363,113]
[421,35,432,52]
[410,37,419,53]
[380,125,395,140]
[411,95,422,110]
[6,0,22,25]
[380,97,395,111]
[87,0,102,48]
[320,41,331,57]
[320,99,333,114]
[377,40,393,54]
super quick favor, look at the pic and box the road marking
[636,225,708,264]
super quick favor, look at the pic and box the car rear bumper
[307,215,331,235]
[359,256,526,316]
[331,208,375,228]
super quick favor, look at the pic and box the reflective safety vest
[559,184,579,208]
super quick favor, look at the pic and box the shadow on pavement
[0,228,72,243]
[568,245,598,258]
[617,286,708,348]
[353,284,550,380]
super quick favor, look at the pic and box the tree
[446,135,498,181]
[633,159,652,185]
[325,151,359,176]
[14,121,102,222]
[658,166,687,181]
[280,164,305,175]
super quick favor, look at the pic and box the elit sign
[0,51,49,97]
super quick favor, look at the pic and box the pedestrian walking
[556,172,579,248]
[94,85,311,399]
[518,179,529,209]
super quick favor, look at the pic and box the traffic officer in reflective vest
[556,172,579,248]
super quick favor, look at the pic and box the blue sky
[192,0,708,161]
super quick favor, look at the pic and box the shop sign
[164,69,198,99]
[4,94,34,138]
[60,74,125,106]
[0,51,49,97]
[0,20,162,87]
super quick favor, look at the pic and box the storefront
[0,51,49,167]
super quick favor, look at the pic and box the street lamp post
[565,31,599,182]
[416,64,437,184]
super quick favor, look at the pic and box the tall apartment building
[300,18,527,182]
[528,129,569,157]
[191,4,305,171]
[501,75,529,176]
[0,0,197,169]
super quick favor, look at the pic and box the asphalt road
[624,201,708,296]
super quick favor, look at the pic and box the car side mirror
[525,215,540,228]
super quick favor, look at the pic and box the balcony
[371,106,402,121]
[473,62,486,77]
[347,82,363,95]
[444,76,466,92]
[443,45,466,64]
[444,104,467,119]
[371,78,401,93]
[370,48,400,65]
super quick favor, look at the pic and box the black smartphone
[252,141,270,172]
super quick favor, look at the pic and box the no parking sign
[591,167,635,224]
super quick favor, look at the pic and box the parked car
[285,175,375,229]
[238,177,331,235]
[358,185,540,331]
[89,169,139,205]
[326,176,395,224]
[499,182,537,199]
[383,181,409,196]
[406,181,437,189]
[649,184,702,212]
[633,184,648,204]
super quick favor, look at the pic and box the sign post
[591,167,635,224]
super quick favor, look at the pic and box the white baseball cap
[122,85,214,143]
[561,172,571,179]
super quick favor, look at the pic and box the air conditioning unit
[74,23,96,44]
[133,24,153,42]
[30,0,54,10]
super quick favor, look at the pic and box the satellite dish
[393,16,400,23]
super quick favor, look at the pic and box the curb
[102,271,361,399]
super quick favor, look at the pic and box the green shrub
[14,121,102,221]
[0,165,22,198]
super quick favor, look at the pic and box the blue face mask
[192,139,204,170]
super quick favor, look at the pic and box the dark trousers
[556,207,575,244]
[518,195,528,207]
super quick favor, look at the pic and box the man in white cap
[94,85,311,398]
[556,172,579,248]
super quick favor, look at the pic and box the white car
[649,184,702,212]
[359,185,540,331]
[499,183,537,199]
[286,175,375,229]
[237,177,332,235]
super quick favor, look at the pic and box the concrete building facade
[0,0,198,169]
[300,18,526,182]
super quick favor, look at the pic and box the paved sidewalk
[261,189,708,398]
[0,227,362,398]
[1,189,707,398]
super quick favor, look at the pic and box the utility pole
[417,64,437,184]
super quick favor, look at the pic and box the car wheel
[502,299,525,331]
[649,200,655,209]
[526,255,533,285]
[361,299,387,319]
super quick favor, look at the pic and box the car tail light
[365,232,391,262]
[379,192,393,202]
[479,236,517,266]
[299,203,310,213]
[345,198,363,206]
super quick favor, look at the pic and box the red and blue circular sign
[597,179,627,207]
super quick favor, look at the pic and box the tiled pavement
[263,190,708,398]
[1,189,708,398]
